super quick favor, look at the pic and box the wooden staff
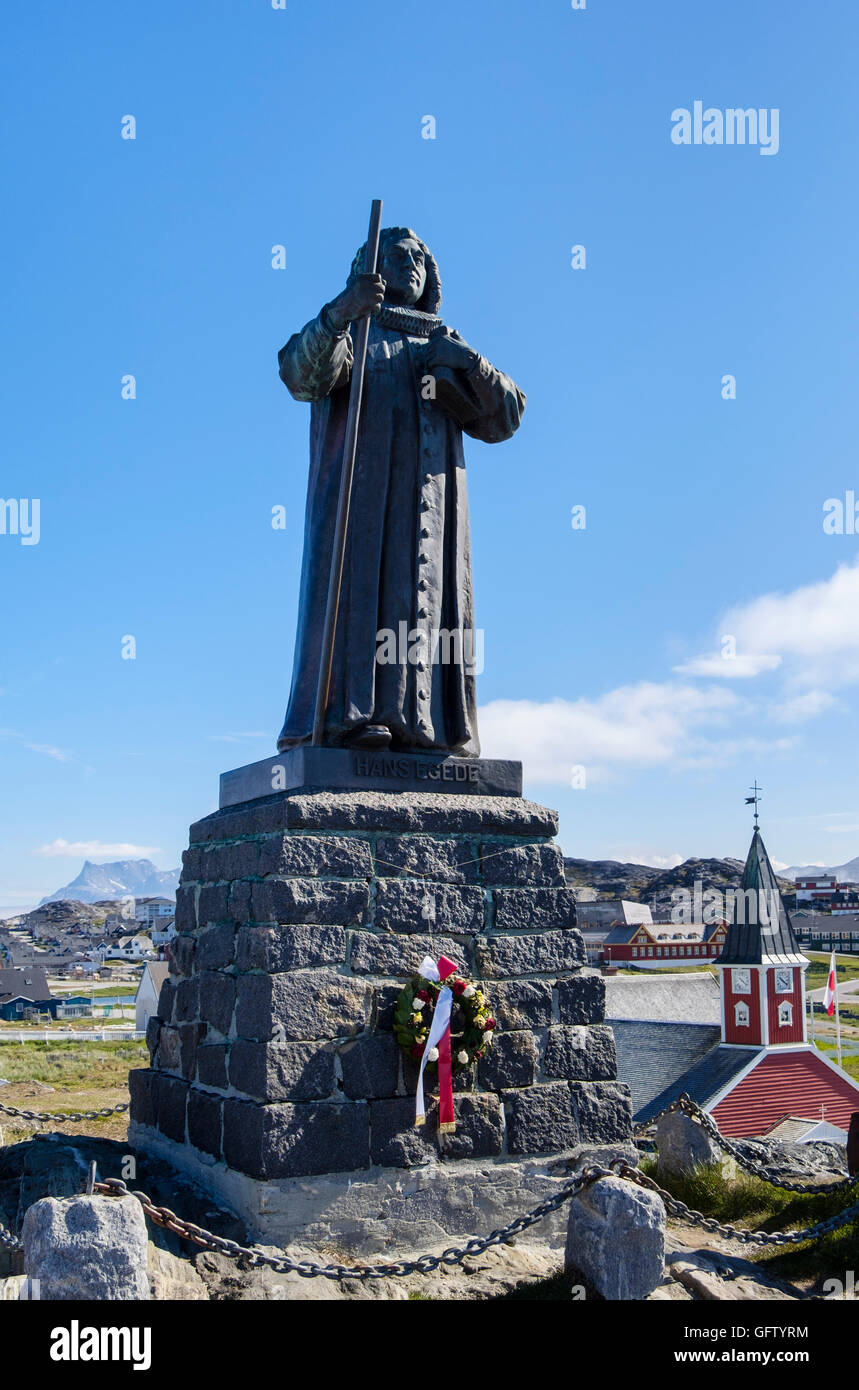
[312,198,384,746]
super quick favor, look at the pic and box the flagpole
[836,957,843,1069]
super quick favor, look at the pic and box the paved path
[808,978,859,1004]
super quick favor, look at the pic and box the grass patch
[643,1156,859,1290]
[51,985,138,998]
[0,1040,147,1143]
[813,1038,859,1081]
[496,1270,588,1301]
[804,953,859,987]
[0,1040,146,1089]
[639,1154,786,1224]
[835,1003,859,1025]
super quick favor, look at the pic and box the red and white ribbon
[414,955,458,1133]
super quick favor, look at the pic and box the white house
[108,934,156,961]
[135,961,169,1032]
[134,898,175,926]
[150,918,176,949]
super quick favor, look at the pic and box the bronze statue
[276,221,525,755]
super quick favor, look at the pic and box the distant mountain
[784,855,859,884]
[564,855,794,912]
[39,859,179,906]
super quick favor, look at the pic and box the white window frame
[734,1001,750,1027]
[778,1001,793,1027]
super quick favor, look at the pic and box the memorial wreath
[394,955,497,1133]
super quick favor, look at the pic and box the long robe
[276,307,525,754]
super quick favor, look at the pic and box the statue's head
[349,227,442,314]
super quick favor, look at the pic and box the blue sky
[3,0,859,906]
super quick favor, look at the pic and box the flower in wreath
[393,968,497,1073]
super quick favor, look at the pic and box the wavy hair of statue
[348,226,443,316]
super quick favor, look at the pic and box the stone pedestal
[129,780,634,1250]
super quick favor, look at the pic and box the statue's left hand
[425,328,478,374]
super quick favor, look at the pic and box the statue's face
[380,236,427,307]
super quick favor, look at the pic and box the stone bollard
[655,1110,730,1179]
[22,1194,150,1301]
[564,1174,665,1300]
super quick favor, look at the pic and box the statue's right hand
[328,274,385,329]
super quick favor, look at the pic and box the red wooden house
[615,826,859,1137]
[603,920,727,967]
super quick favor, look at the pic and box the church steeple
[718,826,805,968]
[715,805,808,1048]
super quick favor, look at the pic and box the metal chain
[0,1099,129,1124]
[620,1162,859,1247]
[1,1092,853,1274]
[636,1094,859,1196]
[91,1166,616,1280]
[0,1219,23,1254]
[3,1149,856,1275]
[89,1152,859,1278]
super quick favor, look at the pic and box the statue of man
[276,226,526,754]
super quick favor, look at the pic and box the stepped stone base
[130,787,634,1248]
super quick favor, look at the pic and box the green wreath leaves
[394,971,497,1072]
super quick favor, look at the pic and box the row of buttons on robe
[416,469,436,729]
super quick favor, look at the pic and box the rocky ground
[732,1137,849,1180]
[652,1218,859,1302]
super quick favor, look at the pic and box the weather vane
[745,781,762,828]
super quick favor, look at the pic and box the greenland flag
[823,951,838,1017]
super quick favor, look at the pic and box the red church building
[612,825,859,1138]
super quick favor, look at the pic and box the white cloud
[33,839,161,860]
[725,558,859,688]
[478,566,858,788]
[771,691,837,724]
[0,729,92,772]
[26,741,72,762]
[606,849,685,869]
[673,653,781,679]
[209,732,269,743]
[478,682,742,783]
[671,560,859,743]
[0,729,70,762]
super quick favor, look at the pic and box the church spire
[716,801,809,1050]
[717,823,804,967]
